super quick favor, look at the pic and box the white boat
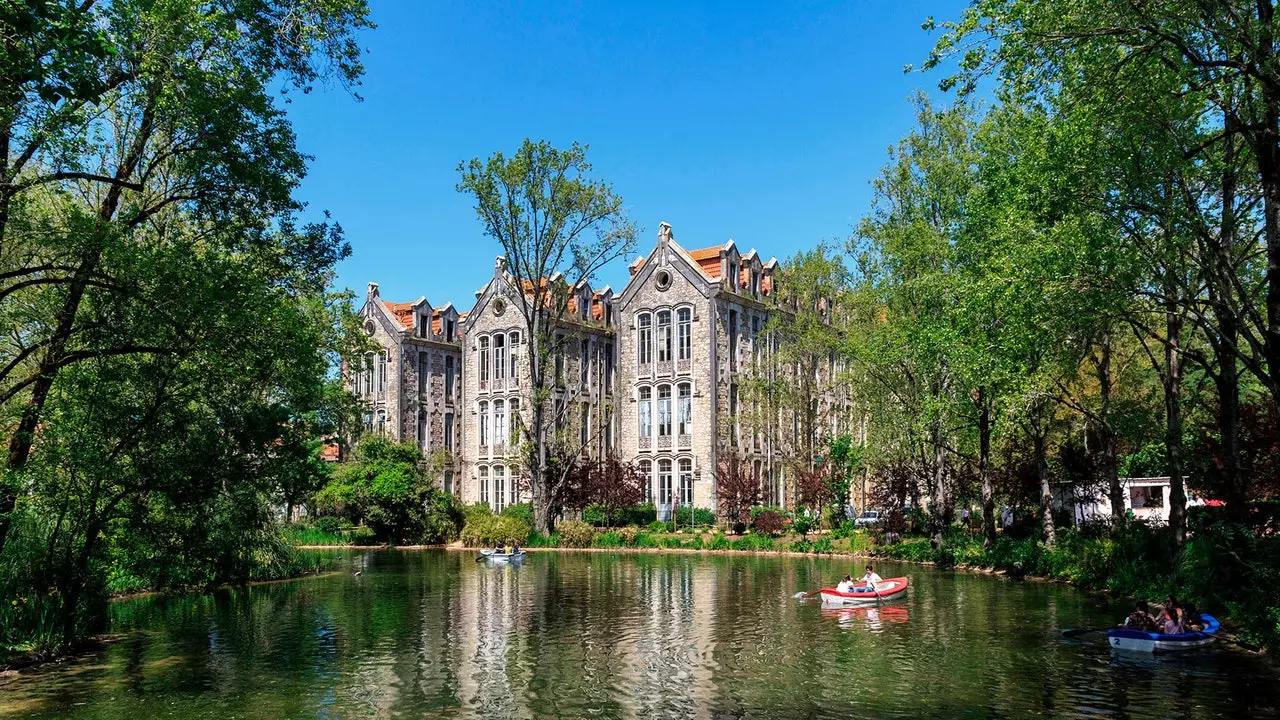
[1108,614,1219,653]
[480,549,526,563]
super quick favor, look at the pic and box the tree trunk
[1163,237,1187,547]
[1032,403,1056,547]
[930,422,947,548]
[977,386,996,549]
[1216,129,1248,524]
[1098,332,1123,524]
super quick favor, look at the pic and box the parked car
[854,510,881,528]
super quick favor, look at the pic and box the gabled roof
[381,301,415,331]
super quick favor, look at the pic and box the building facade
[349,222,796,517]
[350,282,464,492]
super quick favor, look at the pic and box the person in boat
[861,565,883,590]
[511,543,520,555]
[1124,600,1160,633]
[494,542,505,555]
[835,575,855,593]
[1158,596,1186,634]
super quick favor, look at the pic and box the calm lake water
[1,550,1276,719]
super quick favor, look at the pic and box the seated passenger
[835,575,854,593]
[1158,597,1185,634]
[862,565,884,589]
[1124,600,1160,633]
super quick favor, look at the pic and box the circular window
[655,269,672,291]
[493,298,506,316]
[363,320,376,336]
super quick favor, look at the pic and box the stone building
[615,222,784,519]
[348,222,806,518]
[349,282,464,492]
[457,258,619,511]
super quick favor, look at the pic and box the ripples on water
[1,550,1276,719]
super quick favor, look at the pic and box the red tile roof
[382,301,414,330]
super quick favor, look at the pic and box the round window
[364,320,376,336]
[493,298,506,316]
[655,269,672,291]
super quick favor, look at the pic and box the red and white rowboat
[819,577,909,606]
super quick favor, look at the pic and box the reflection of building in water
[620,558,718,720]
[452,564,530,718]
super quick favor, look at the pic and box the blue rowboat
[1108,614,1219,653]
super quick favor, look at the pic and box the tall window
[494,466,506,512]
[494,333,506,380]
[604,342,614,388]
[418,352,429,395]
[638,387,652,438]
[494,400,506,447]
[362,353,373,395]
[443,471,454,495]
[728,384,738,446]
[444,413,454,451]
[377,351,387,393]
[639,459,653,503]
[478,401,489,446]
[509,332,520,379]
[658,459,673,504]
[418,409,428,451]
[480,467,489,505]
[728,310,738,370]
[509,398,520,445]
[678,383,692,436]
[752,316,761,365]
[510,472,518,506]
[677,308,692,361]
[555,333,564,386]
[657,385,672,436]
[679,459,693,505]
[637,313,652,364]
[604,407,613,449]
[656,310,672,361]
[580,339,590,386]
[479,337,490,387]
[445,356,455,399]
[580,403,590,448]
[375,409,386,435]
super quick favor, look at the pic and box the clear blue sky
[286,1,968,309]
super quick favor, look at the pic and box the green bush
[557,521,597,548]
[648,520,668,533]
[459,515,531,548]
[733,533,775,552]
[621,504,657,526]
[617,526,641,546]
[462,502,493,524]
[593,531,624,548]
[707,533,731,551]
[280,523,348,546]
[501,503,534,525]
[582,505,607,526]
[673,506,716,527]
[313,515,343,535]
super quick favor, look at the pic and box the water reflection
[0,550,1276,720]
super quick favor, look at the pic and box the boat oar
[1214,634,1262,652]
[793,589,822,599]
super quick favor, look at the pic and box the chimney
[658,221,673,245]
[367,281,380,298]
[628,256,645,278]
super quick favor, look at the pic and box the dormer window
[419,315,430,338]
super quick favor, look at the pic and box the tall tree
[0,0,372,552]
[457,140,638,534]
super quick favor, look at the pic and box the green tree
[456,140,638,534]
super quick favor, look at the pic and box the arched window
[493,333,506,380]
[493,400,506,448]
[657,385,672,437]
[639,459,653,503]
[509,398,521,445]
[679,459,693,505]
[658,459,673,505]
[479,336,490,387]
[375,409,386,435]
[508,331,520,378]
[656,310,672,362]
[637,313,652,364]
[677,308,692,361]
[638,387,652,438]
[479,467,490,505]
[509,471,518,506]
[494,466,506,512]
[478,401,489,446]
[678,383,692,436]
[377,351,387,392]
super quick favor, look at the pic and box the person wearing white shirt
[835,575,855,593]
[861,565,883,589]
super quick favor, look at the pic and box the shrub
[621,504,658,527]
[617,526,641,546]
[820,505,844,530]
[707,533,731,550]
[734,533,775,552]
[674,506,716,527]
[582,505,607,526]
[348,525,378,545]
[462,502,493,525]
[751,510,784,536]
[459,515,531,547]
[593,531,624,548]
[557,520,597,548]
[313,515,343,535]
[648,520,668,533]
[501,503,533,525]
